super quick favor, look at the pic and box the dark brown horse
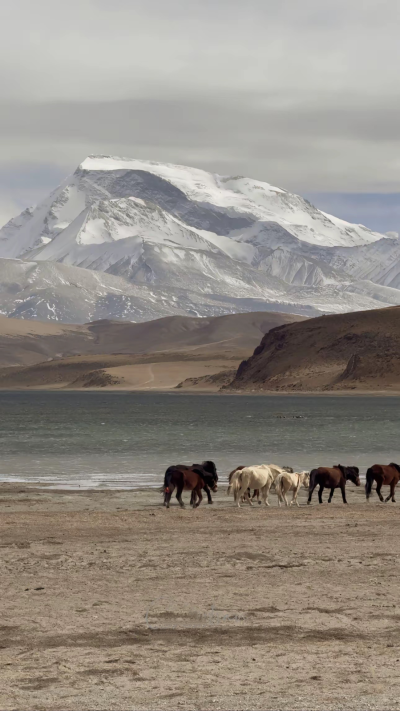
[307,465,360,504]
[163,461,218,508]
[365,463,400,502]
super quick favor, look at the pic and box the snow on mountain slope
[0,256,293,323]
[327,236,400,289]
[0,154,399,322]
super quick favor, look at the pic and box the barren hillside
[0,311,304,389]
[228,305,400,392]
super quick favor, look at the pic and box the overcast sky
[1,0,399,231]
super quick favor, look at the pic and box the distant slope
[0,316,91,367]
[85,311,305,356]
[0,311,305,392]
[0,155,398,322]
[228,306,400,392]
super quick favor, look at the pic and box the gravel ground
[0,483,400,710]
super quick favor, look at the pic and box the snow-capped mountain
[0,155,399,323]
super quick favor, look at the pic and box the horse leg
[328,487,335,503]
[263,480,272,507]
[387,480,396,503]
[176,485,185,508]
[194,487,203,508]
[203,484,213,504]
[282,487,289,507]
[307,484,316,504]
[340,483,347,504]
[242,486,253,506]
[291,484,300,507]
[260,484,269,506]
[245,490,253,506]
[376,477,384,502]
[236,483,250,508]
[318,485,324,504]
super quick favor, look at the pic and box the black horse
[307,465,360,504]
[163,460,218,508]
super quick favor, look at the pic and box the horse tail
[309,469,318,490]
[365,467,374,498]
[227,467,241,495]
[163,468,176,505]
[230,470,245,502]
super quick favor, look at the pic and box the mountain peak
[0,156,397,323]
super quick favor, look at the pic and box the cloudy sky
[1,0,399,231]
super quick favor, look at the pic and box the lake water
[0,391,399,489]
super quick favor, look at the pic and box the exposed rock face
[72,370,121,388]
[226,305,400,392]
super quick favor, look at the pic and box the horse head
[300,471,310,489]
[341,465,360,486]
[390,462,400,475]
[196,461,218,491]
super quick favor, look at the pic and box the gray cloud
[0,0,400,226]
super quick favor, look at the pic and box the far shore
[0,385,400,396]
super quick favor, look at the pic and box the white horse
[275,470,310,507]
[230,464,289,507]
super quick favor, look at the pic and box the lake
[0,391,399,488]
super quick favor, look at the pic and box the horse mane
[202,460,217,476]
[334,464,346,476]
[390,462,400,474]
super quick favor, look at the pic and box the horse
[229,464,289,507]
[227,465,259,502]
[365,463,400,502]
[307,465,360,505]
[163,461,218,508]
[227,465,294,504]
[275,470,310,507]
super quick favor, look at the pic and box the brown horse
[163,461,218,508]
[365,463,400,502]
[307,465,360,505]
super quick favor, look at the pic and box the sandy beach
[1,483,400,711]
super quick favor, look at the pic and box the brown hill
[228,306,400,392]
[0,311,305,389]
[84,312,305,357]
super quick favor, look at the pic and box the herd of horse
[162,460,400,508]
